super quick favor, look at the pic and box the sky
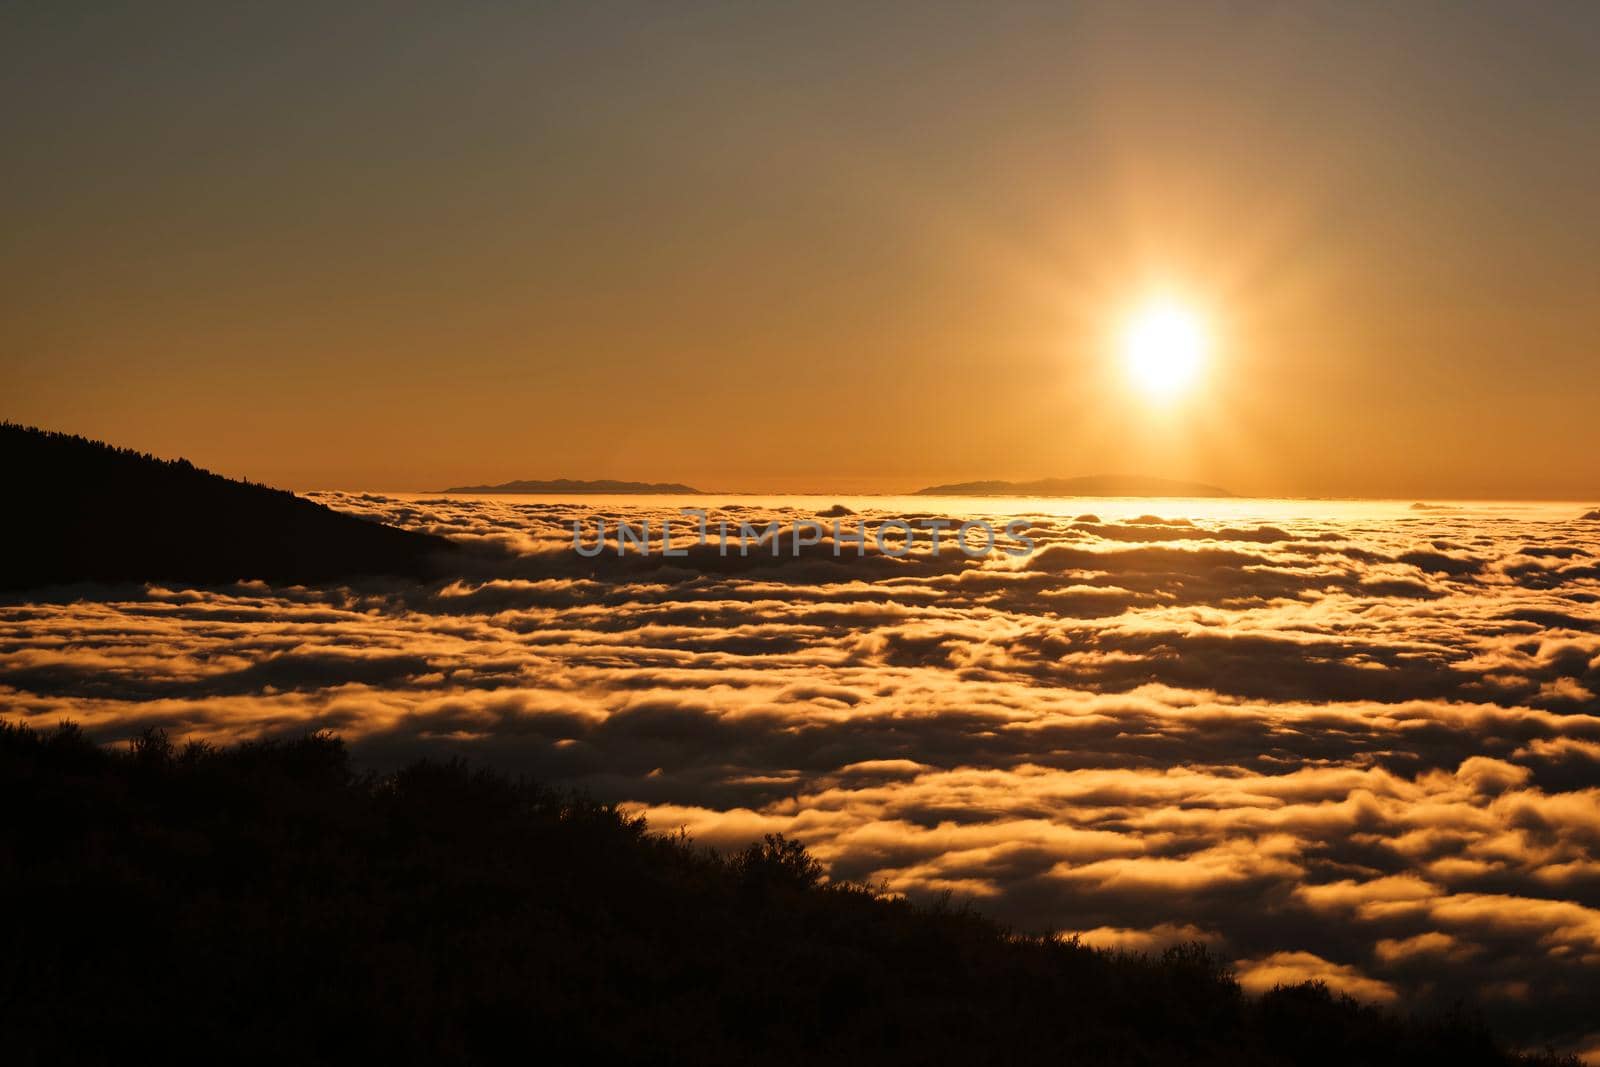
[4,1,1599,497]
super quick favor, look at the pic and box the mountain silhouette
[442,477,703,493]
[1,423,458,590]
[915,475,1234,497]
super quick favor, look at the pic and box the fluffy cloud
[1235,951,1399,1004]
[3,495,1599,1054]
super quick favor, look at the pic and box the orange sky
[4,2,1598,497]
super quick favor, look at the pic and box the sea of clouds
[4,494,1598,1055]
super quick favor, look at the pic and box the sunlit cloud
[4,495,1599,1049]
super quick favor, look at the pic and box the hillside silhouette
[916,475,1234,497]
[1,423,459,589]
[0,720,1574,1067]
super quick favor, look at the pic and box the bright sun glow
[1122,300,1207,398]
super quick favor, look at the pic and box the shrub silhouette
[0,720,1578,1066]
[735,833,826,891]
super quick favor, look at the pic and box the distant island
[440,478,703,494]
[2,423,459,590]
[915,475,1234,497]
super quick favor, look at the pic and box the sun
[1122,299,1207,398]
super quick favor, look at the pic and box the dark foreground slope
[0,722,1573,1067]
[1,423,457,589]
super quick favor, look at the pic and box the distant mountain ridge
[1,423,458,590]
[915,475,1234,497]
[441,478,703,494]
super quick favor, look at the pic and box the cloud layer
[4,495,1599,1056]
